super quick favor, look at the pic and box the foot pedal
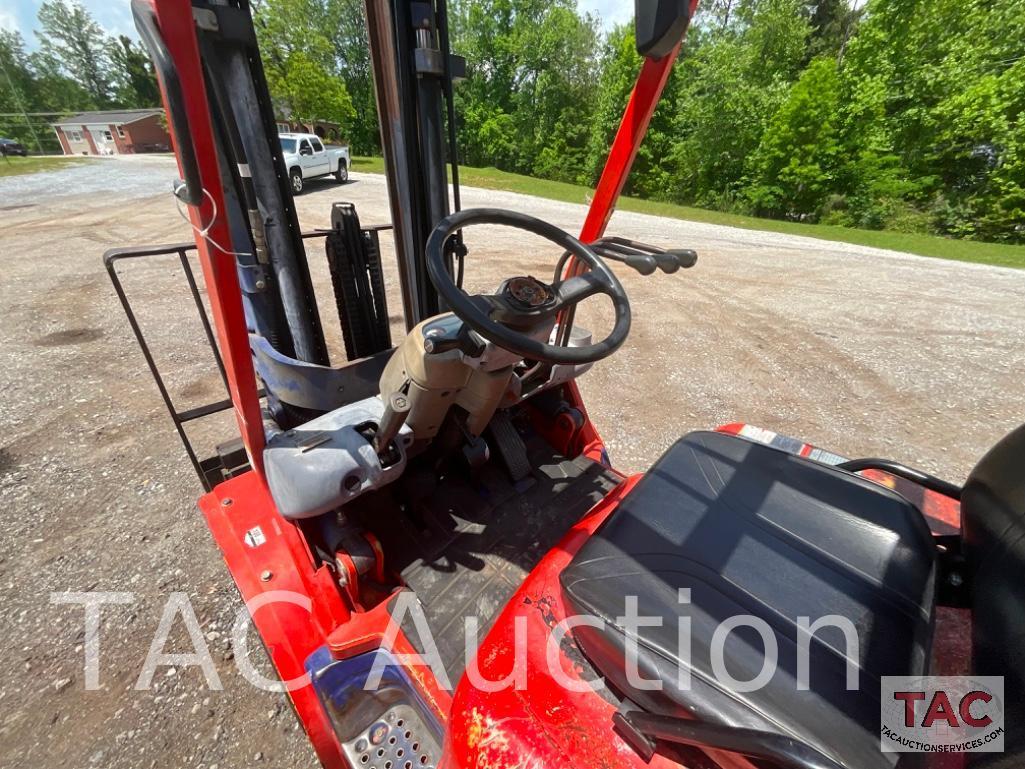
[342,704,440,769]
[486,411,531,482]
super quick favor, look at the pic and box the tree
[109,36,160,108]
[255,0,357,129]
[91,0,1020,243]
[450,0,600,179]
[0,28,91,152]
[804,0,860,61]
[581,24,680,198]
[326,0,379,153]
[836,0,1025,240]
[270,51,355,126]
[36,0,114,108]
[0,31,45,151]
[657,0,810,209]
[582,24,642,185]
[746,56,841,217]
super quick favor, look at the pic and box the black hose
[436,0,465,286]
[199,46,270,266]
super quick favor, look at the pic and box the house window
[103,130,113,141]
[68,130,82,142]
[276,122,290,134]
[117,126,126,139]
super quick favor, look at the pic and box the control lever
[588,237,698,275]
[590,245,657,275]
[665,247,698,269]
[555,236,698,282]
[374,392,411,455]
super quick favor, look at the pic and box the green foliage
[661,0,811,209]
[36,0,115,108]
[254,0,356,128]
[267,49,356,127]
[109,36,161,108]
[450,0,601,178]
[325,0,378,153]
[4,0,1022,243]
[834,0,1025,240]
[746,56,841,217]
[0,31,40,149]
[0,4,158,153]
[442,0,1024,243]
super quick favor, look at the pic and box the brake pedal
[486,411,531,482]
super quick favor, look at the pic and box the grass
[0,154,90,178]
[351,156,1025,269]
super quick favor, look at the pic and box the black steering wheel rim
[425,208,631,366]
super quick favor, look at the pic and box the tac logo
[881,676,1005,754]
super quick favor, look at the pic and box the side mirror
[300,146,312,156]
[635,0,690,59]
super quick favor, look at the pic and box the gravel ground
[2,156,1024,769]
[1,154,182,201]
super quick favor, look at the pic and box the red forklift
[108,0,1023,767]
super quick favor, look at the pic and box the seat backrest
[961,423,1025,761]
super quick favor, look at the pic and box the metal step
[342,703,440,769]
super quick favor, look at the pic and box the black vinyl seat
[561,430,939,769]
[962,423,1025,767]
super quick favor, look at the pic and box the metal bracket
[237,262,269,294]
[192,2,258,45]
[193,7,218,31]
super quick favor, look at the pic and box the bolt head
[260,570,273,582]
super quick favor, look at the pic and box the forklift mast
[364,0,465,325]
[132,0,692,479]
[120,1,695,765]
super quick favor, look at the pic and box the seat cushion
[962,423,1025,765]
[560,431,937,769]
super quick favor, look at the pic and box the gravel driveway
[1,155,181,201]
[2,157,1024,769]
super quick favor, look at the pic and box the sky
[1,0,630,50]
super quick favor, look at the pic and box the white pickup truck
[279,132,350,193]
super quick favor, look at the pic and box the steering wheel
[425,208,631,366]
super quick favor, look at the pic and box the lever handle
[591,245,657,275]
[666,248,698,269]
[652,253,680,274]
[375,392,410,455]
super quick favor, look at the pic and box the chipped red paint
[443,476,751,769]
